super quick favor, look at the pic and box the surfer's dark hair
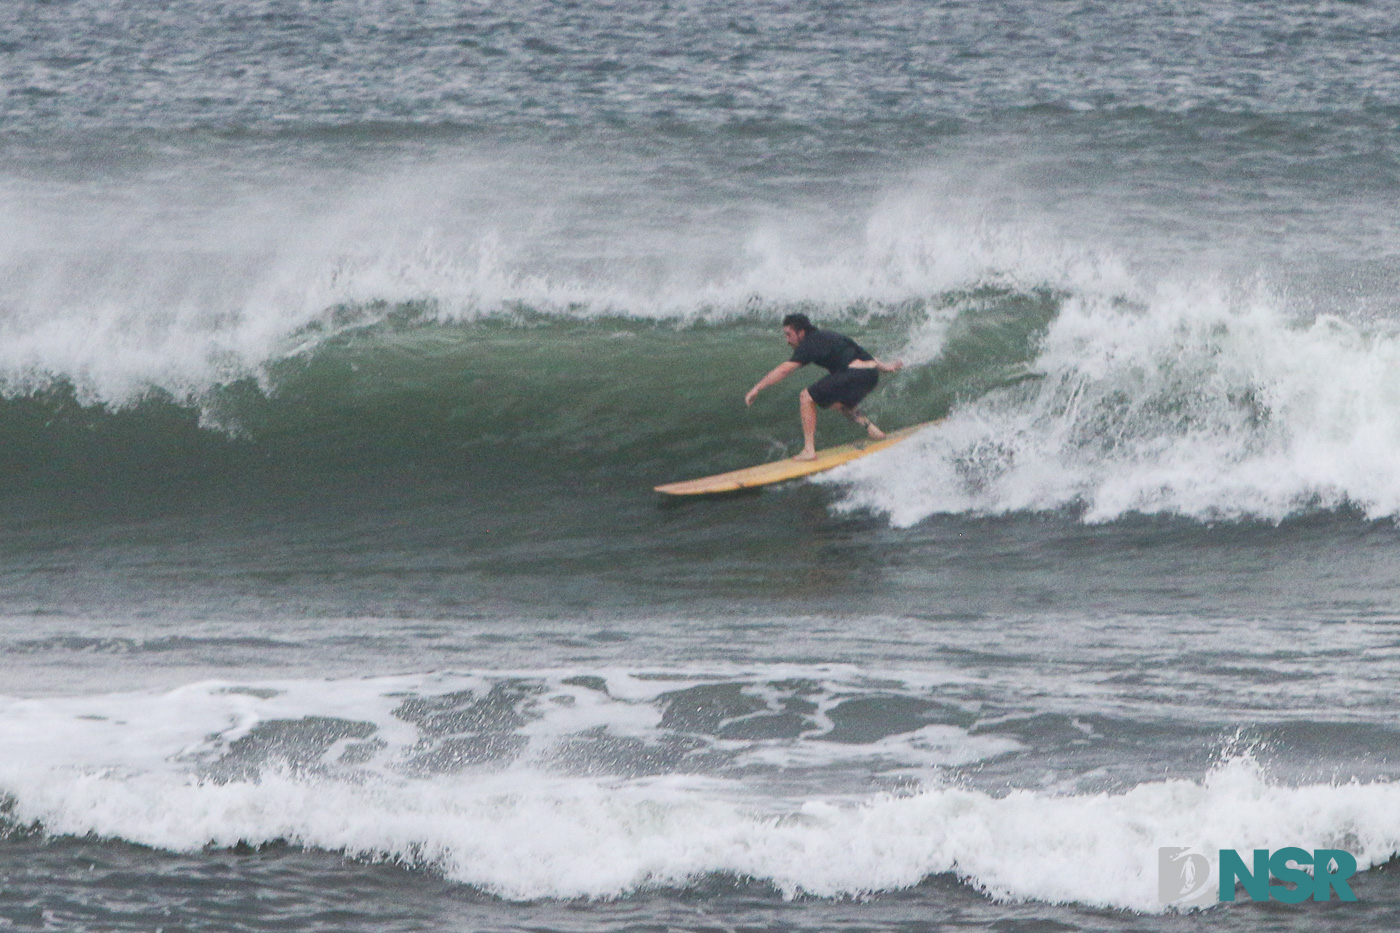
[782,313,815,334]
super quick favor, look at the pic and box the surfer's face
[783,325,803,347]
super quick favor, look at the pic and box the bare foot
[866,422,886,440]
[793,449,818,461]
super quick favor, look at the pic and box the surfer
[744,313,904,461]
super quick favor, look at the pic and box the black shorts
[807,368,878,409]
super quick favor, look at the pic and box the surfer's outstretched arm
[745,361,802,406]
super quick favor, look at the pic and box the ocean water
[5,0,1400,929]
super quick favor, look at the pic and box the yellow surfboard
[654,421,939,495]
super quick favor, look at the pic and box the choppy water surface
[5,1,1400,929]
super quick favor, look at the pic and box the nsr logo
[1159,847,1358,906]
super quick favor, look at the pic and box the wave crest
[835,280,1400,524]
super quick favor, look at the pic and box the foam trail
[4,747,1398,908]
[1,677,1397,909]
[835,279,1400,525]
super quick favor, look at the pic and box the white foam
[0,153,1102,408]
[1,675,1397,909]
[3,737,1396,908]
[732,724,1023,772]
[835,278,1400,524]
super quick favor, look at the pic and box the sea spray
[833,279,1400,524]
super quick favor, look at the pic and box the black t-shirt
[789,329,874,373]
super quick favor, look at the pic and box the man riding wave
[744,313,904,461]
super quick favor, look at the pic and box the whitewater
[3,670,1396,911]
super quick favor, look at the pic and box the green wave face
[0,288,1057,523]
